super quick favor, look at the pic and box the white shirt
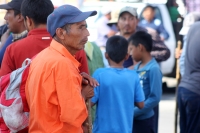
[95,16,112,47]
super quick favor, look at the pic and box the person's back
[179,22,200,93]
[178,22,200,133]
[0,0,54,76]
[128,31,162,133]
[0,29,52,76]
[91,36,144,133]
[92,68,144,133]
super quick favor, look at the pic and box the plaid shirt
[12,30,28,42]
[185,0,200,13]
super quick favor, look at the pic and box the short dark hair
[21,0,54,26]
[143,5,156,11]
[128,31,153,52]
[14,9,20,16]
[61,24,73,34]
[106,35,128,63]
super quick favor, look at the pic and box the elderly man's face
[118,12,137,36]
[63,21,89,53]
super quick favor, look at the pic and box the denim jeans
[178,87,200,133]
[153,105,159,133]
[133,116,155,133]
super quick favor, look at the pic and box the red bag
[0,59,31,133]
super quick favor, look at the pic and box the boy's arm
[158,23,169,40]
[90,69,102,106]
[134,67,162,117]
[134,74,145,109]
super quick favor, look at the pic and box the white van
[81,1,176,77]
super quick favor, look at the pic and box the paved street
[158,89,180,133]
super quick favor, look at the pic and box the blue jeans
[178,87,200,133]
[133,116,155,133]
[153,105,159,133]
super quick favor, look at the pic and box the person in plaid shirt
[183,0,200,13]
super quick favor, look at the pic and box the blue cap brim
[69,11,97,23]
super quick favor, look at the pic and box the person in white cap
[95,6,116,47]
[95,6,116,68]
[178,20,200,133]
[177,12,200,76]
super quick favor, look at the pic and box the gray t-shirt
[179,22,200,95]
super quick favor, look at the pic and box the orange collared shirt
[25,39,88,133]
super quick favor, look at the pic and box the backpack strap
[21,58,31,67]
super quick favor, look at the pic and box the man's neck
[121,32,135,40]
[33,24,47,29]
[108,60,124,68]
[15,24,26,34]
[53,37,78,56]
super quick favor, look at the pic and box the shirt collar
[27,28,50,36]
[12,30,28,42]
[134,58,156,71]
[50,39,80,69]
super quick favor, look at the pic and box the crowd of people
[0,0,199,133]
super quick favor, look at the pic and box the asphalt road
[158,88,180,133]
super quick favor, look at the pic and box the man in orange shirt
[25,4,97,133]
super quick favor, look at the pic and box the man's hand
[81,72,99,87]
[82,121,90,133]
[175,48,182,59]
[81,84,94,100]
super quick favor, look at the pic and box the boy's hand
[81,72,99,87]
[81,84,94,100]
[82,122,89,133]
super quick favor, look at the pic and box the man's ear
[105,52,109,59]
[138,43,143,52]
[25,16,32,27]
[17,14,24,22]
[55,28,65,40]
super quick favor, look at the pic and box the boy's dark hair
[128,31,153,52]
[21,0,54,26]
[106,35,128,63]
[143,5,156,11]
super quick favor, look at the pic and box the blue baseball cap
[47,4,97,37]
